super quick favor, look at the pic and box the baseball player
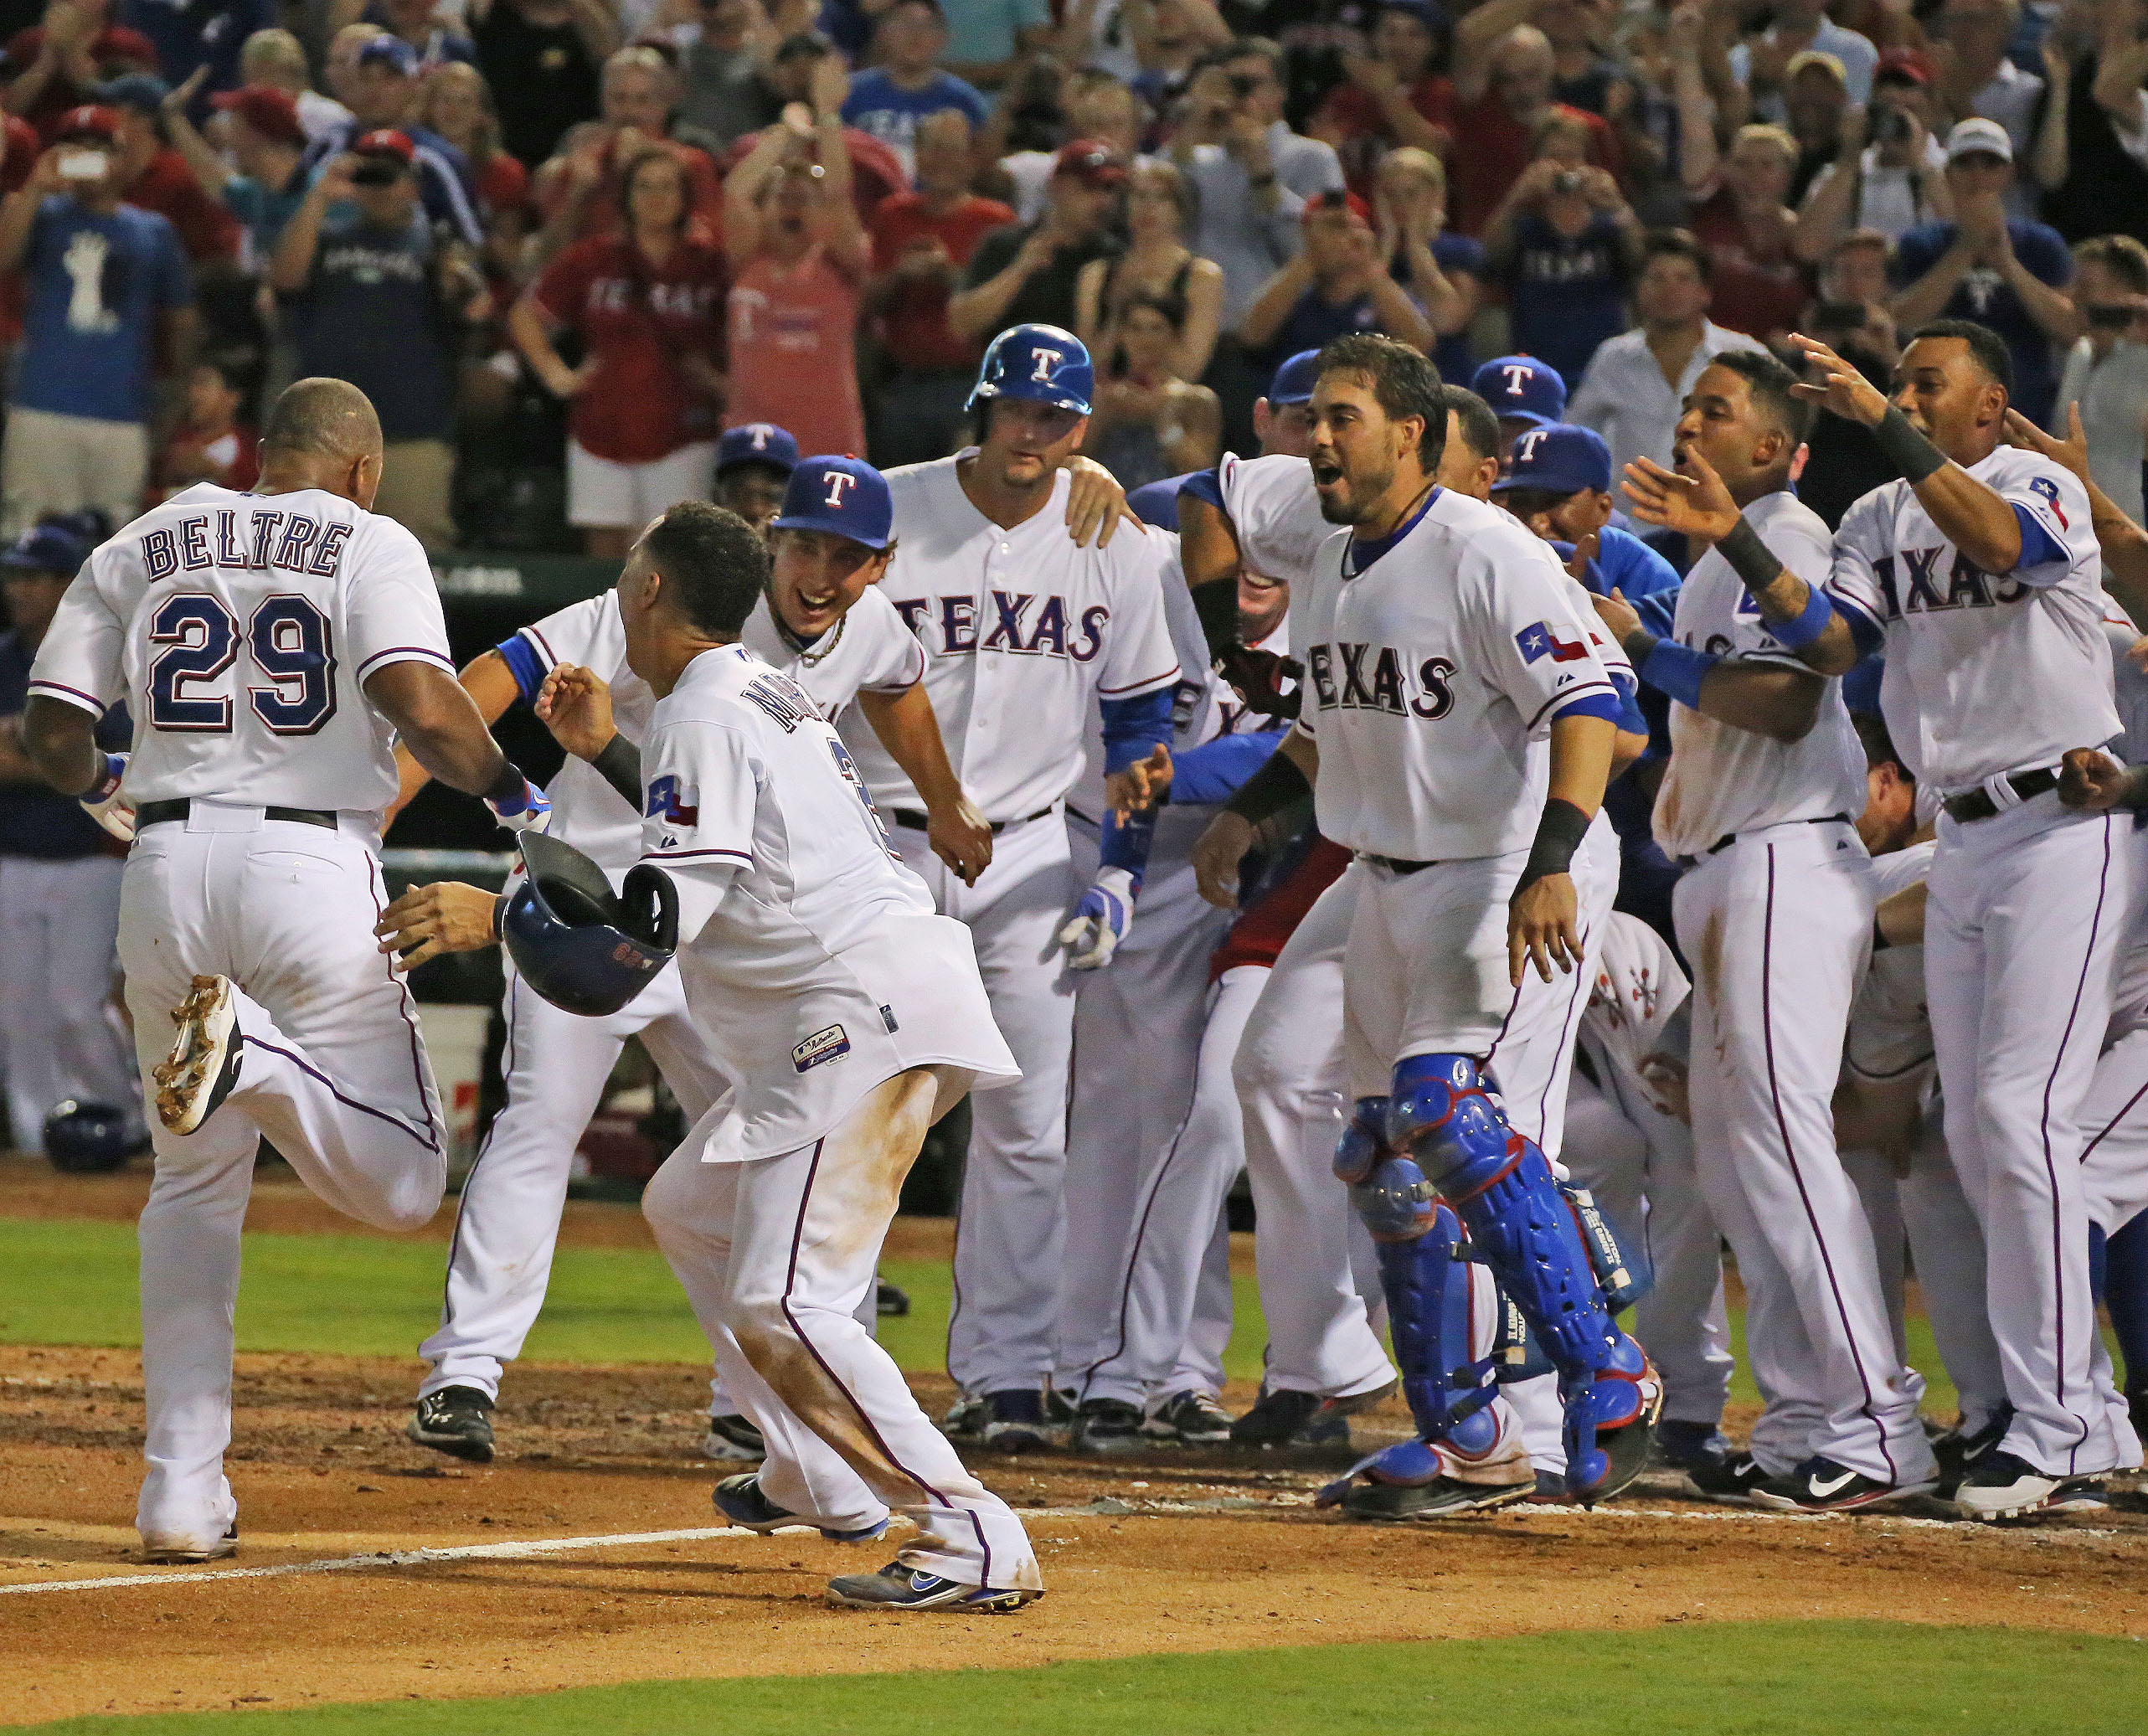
[835,324,1180,1450]
[393,456,987,1466]
[713,423,801,535]
[1610,349,1936,1512]
[1193,339,1658,1515]
[1631,317,2135,1520]
[16,379,551,1563]
[0,516,138,1154]
[384,501,1042,1612]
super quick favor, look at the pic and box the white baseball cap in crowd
[1945,117,2013,163]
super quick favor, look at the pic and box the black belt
[136,799,338,832]
[1359,853,1440,874]
[1941,769,2059,825]
[892,805,1055,836]
[1678,811,1853,866]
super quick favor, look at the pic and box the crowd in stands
[0,0,2141,559]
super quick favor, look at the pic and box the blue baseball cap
[357,37,421,76]
[771,456,893,549]
[0,522,88,578]
[1266,349,1322,406]
[95,73,170,116]
[1491,424,1612,497]
[1471,354,1567,430]
[716,422,800,477]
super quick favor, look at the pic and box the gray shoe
[826,1561,1039,1612]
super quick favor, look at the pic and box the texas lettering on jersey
[1862,548,2033,620]
[894,593,1110,662]
[1305,641,1458,721]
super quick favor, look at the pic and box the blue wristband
[1764,583,1835,651]
[1635,638,1715,710]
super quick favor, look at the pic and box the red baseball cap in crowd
[54,105,121,147]
[1302,188,1373,228]
[212,85,307,150]
[1875,47,1934,86]
[1053,138,1129,189]
[352,128,416,163]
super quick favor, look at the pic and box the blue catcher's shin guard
[1368,1205,1502,1454]
[1387,1053,1650,1499]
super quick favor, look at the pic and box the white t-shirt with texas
[840,456,1181,822]
[641,643,1018,1163]
[1826,445,2116,792]
[507,586,926,876]
[1294,487,1624,861]
[1653,488,1869,858]
[28,482,452,816]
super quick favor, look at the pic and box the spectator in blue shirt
[0,106,196,536]
[841,0,990,179]
[941,0,1053,90]
[1888,117,2078,427]
[301,35,484,247]
[271,128,489,550]
[116,0,277,115]
[1378,147,1483,389]
[1491,422,1682,635]
[1484,128,1646,389]
[161,83,312,270]
[1237,188,1435,365]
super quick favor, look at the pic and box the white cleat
[152,975,242,1136]
[142,1524,238,1564]
[1954,1450,2108,1522]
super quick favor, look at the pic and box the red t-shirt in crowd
[3,27,160,142]
[869,190,1013,373]
[533,231,729,464]
[1448,97,1623,239]
[1685,188,1813,341]
[476,150,529,220]
[153,420,260,502]
[125,147,242,264]
[725,243,866,461]
[1317,75,1455,197]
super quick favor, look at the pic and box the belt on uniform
[892,805,1055,836]
[135,798,339,832]
[1941,768,2059,825]
[1357,853,1440,875]
[1677,811,1853,866]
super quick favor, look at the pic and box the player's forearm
[1544,713,1614,819]
[1177,492,1244,658]
[857,684,963,814]
[364,662,516,797]
[1909,463,2022,575]
[19,696,101,796]
[1713,519,1860,675]
[386,651,523,826]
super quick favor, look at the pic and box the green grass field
[0,1214,1970,1413]
[23,1623,2146,1734]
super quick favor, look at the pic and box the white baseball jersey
[839,458,1181,820]
[1845,838,1937,1084]
[1826,446,2115,791]
[1579,911,1690,1099]
[510,588,925,874]
[1295,488,1622,860]
[28,482,451,813]
[1216,451,1332,585]
[2104,612,2148,757]
[641,644,1017,1163]
[1652,490,1869,858]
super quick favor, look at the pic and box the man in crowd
[301,35,482,247]
[948,137,1123,345]
[841,0,990,180]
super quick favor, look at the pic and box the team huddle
[16,303,2148,1612]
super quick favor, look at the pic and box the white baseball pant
[0,851,137,1149]
[1562,1051,1733,1429]
[2077,926,2148,1241]
[1928,798,2142,1476]
[120,808,447,1553]
[891,811,1077,1397]
[641,1067,1040,1591]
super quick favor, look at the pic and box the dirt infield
[6,1170,2148,1725]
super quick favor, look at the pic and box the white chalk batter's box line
[1,1498,2139,1596]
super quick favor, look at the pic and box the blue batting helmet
[966,323,1095,417]
[43,1100,133,1173]
[502,832,677,1017]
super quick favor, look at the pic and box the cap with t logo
[1470,354,1567,430]
[1491,423,1612,497]
[716,422,801,477]
[770,456,893,549]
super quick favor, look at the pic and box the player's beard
[1317,454,1397,526]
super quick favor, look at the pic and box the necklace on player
[783,614,846,667]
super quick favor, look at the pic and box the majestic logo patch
[792,1025,851,1073]
[2028,475,2068,528]
[1516,621,1589,664]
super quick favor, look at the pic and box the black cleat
[1141,1389,1235,1445]
[1654,1419,1731,1472]
[1071,1397,1146,1455]
[702,1411,766,1461]
[1931,1407,2011,1500]
[1229,1383,1390,1448]
[407,1385,496,1463]
[826,1560,1039,1612]
[1748,1455,1935,1512]
[1686,1451,1771,1505]
[1955,1449,2109,1522]
[981,1388,1064,1452]
[876,1278,910,1317]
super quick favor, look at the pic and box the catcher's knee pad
[1332,1095,1392,1185]
[1563,1185,1651,1312]
[1384,1053,1512,1196]
[1374,1208,1501,1450]
[1350,1154,1438,1243]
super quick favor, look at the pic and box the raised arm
[270,158,354,293]
[1177,487,1244,657]
[1593,583,1826,743]
[385,647,524,828]
[723,126,791,268]
[2006,404,2148,625]
[853,683,992,885]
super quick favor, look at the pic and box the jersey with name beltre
[28,482,451,813]
[1295,487,1624,861]
[641,644,1017,1162]
[506,586,925,875]
[1826,446,2115,791]
[1653,489,1867,858]
[838,458,1180,820]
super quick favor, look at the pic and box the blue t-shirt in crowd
[1263,286,1385,368]
[117,0,276,111]
[842,68,992,172]
[221,163,311,267]
[11,199,192,425]
[281,209,456,443]
[1502,211,1630,391]
[0,631,130,860]
[1890,219,2073,427]
[1408,231,1486,386]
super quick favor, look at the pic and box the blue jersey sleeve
[495,633,547,704]
[1100,687,1174,773]
[1167,730,1283,804]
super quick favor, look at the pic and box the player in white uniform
[1195,340,1658,1516]
[384,501,1040,1611]
[1639,320,2137,1519]
[835,326,1180,1450]
[1610,351,1935,1511]
[17,381,553,1562]
[392,458,988,1465]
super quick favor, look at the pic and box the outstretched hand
[1064,456,1139,549]
[1787,332,1891,427]
[536,663,616,762]
[2003,401,2090,486]
[1105,742,1173,822]
[376,880,502,970]
[1620,451,1742,543]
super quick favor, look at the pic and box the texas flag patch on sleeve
[2028,475,2068,528]
[1517,621,1590,664]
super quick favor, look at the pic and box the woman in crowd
[1374,147,1482,388]
[511,147,728,559]
[419,59,531,291]
[1078,287,1220,488]
[1073,157,1221,386]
